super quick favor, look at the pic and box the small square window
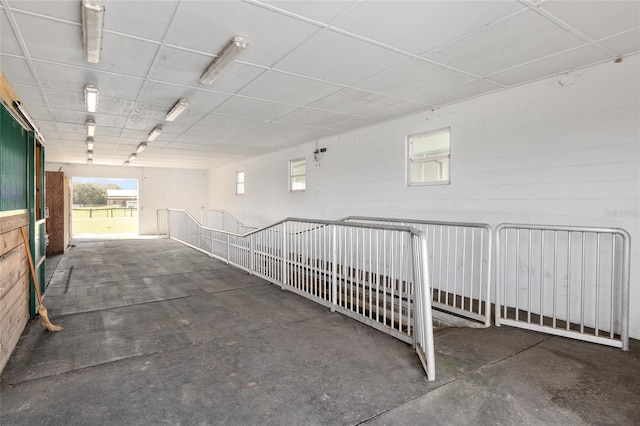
[289,158,306,192]
[407,127,450,186]
[236,171,245,195]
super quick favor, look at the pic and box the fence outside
[344,217,493,327]
[159,209,436,381]
[73,207,137,218]
[496,224,631,350]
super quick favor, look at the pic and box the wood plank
[0,285,29,373]
[0,213,28,235]
[0,244,28,302]
[0,228,23,257]
[0,273,28,325]
[0,71,28,129]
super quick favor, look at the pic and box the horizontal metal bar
[497,223,630,239]
[497,319,623,349]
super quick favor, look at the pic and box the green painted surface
[0,102,29,211]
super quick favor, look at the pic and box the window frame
[406,127,451,187]
[235,170,245,195]
[289,158,306,192]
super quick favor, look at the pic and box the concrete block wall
[45,163,209,235]
[209,56,639,338]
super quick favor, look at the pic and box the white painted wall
[209,56,639,338]
[45,163,208,235]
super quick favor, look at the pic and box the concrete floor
[1,238,638,425]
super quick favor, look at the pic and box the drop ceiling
[1,0,638,169]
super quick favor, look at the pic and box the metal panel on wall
[0,101,29,212]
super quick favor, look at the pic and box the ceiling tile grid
[0,0,637,169]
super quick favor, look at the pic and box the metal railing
[344,217,493,327]
[496,224,631,350]
[160,209,436,380]
[201,209,258,234]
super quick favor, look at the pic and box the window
[407,127,450,186]
[236,171,245,195]
[289,158,306,192]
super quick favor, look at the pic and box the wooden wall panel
[0,213,30,373]
[46,171,66,255]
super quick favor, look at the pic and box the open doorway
[71,177,138,236]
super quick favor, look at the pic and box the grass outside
[73,208,138,234]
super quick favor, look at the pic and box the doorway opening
[71,177,139,237]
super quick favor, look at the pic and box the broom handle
[20,226,44,307]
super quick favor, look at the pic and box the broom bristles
[38,306,63,332]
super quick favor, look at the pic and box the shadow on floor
[2,238,639,425]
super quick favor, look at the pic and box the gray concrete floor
[1,238,638,425]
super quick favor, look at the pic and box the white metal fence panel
[201,209,257,234]
[344,217,492,326]
[160,209,436,380]
[496,224,631,350]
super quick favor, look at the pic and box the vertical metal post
[331,225,337,312]
[282,222,288,288]
[620,231,631,351]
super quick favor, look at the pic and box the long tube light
[147,126,162,141]
[123,160,130,166]
[87,150,93,159]
[81,1,105,64]
[86,119,96,137]
[87,158,93,165]
[128,153,137,161]
[84,84,99,112]
[200,36,249,85]
[86,137,94,150]
[165,98,189,122]
[136,142,147,154]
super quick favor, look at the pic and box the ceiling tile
[14,12,161,77]
[490,45,610,86]
[333,1,524,54]
[354,59,471,100]
[1,11,24,55]
[540,0,640,41]
[239,70,343,105]
[33,61,144,99]
[199,112,267,133]
[165,1,321,67]
[412,79,501,107]
[103,0,180,41]
[214,96,298,121]
[263,1,358,24]
[425,10,586,77]
[150,46,266,92]
[12,85,47,107]
[274,29,410,85]
[1,56,37,86]
[308,88,401,116]
[52,108,128,128]
[5,0,79,21]
[124,108,207,133]
[598,29,640,57]
[139,81,231,112]
[44,89,136,116]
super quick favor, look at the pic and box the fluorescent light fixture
[129,153,137,161]
[136,142,147,154]
[86,137,94,150]
[123,160,130,166]
[81,1,105,64]
[200,36,249,85]
[87,158,93,165]
[86,119,96,137]
[147,126,162,141]
[84,84,98,112]
[87,150,93,159]
[165,98,189,122]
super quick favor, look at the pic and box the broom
[20,226,63,332]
